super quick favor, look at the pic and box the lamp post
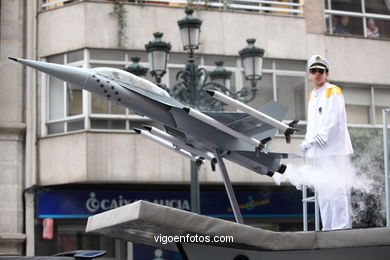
[145,32,171,87]
[239,38,265,87]
[124,57,148,77]
[140,8,265,214]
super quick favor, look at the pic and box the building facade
[1,0,390,258]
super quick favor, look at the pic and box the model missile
[183,107,271,154]
[205,89,299,143]
[143,126,216,161]
[143,125,218,171]
[133,128,203,166]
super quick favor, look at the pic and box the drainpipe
[24,0,38,256]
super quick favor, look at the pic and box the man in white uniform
[299,55,354,231]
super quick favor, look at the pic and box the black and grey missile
[143,125,218,170]
[133,128,203,166]
[205,89,299,143]
[143,126,215,161]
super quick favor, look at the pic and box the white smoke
[350,134,386,227]
[273,149,385,227]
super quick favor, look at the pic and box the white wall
[39,132,300,186]
[38,2,390,85]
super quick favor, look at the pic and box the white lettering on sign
[85,192,191,213]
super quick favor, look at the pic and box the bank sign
[37,190,312,219]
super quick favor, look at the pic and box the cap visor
[309,65,327,70]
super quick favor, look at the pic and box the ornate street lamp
[239,38,265,88]
[145,32,171,86]
[124,57,148,77]
[208,61,233,110]
[177,8,202,52]
[209,61,232,89]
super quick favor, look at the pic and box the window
[276,75,306,120]
[325,0,390,38]
[336,83,390,126]
[46,54,84,135]
[343,85,372,124]
[44,49,390,135]
[247,60,307,122]
[374,88,390,124]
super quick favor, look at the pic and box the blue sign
[37,189,313,219]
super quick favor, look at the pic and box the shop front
[34,185,313,259]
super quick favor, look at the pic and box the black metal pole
[187,48,201,213]
[190,161,200,213]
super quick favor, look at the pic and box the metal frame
[302,187,320,231]
[214,149,244,224]
[325,0,390,38]
[301,154,320,231]
[383,108,390,227]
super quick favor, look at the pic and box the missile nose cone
[11,58,90,89]
[133,128,142,134]
[8,57,18,62]
[205,89,215,97]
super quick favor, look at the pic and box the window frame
[325,0,390,38]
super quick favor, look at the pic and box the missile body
[205,90,298,142]
[133,128,203,165]
[143,126,216,162]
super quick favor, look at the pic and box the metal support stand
[315,191,320,231]
[302,152,320,231]
[383,108,390,227]
[214,149,244,224]
[302,188,320,231]
[302,185,308,231]
[190,161,200,214]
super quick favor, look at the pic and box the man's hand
[299,140,313,152]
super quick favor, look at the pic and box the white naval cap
[307,55,330,70]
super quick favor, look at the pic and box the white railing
[325,9,390,21]
[41,0,304,15]
[383,108,390,227]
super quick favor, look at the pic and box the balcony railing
[41,0,304,16]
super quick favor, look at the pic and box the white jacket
[305,82,353,158]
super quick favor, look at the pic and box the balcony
[37,0,307,58]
